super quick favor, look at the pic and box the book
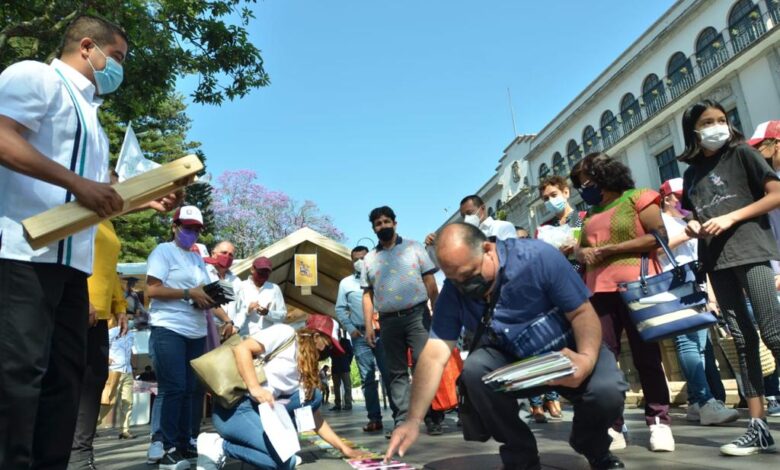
[482,351,575,392]
[202,280,236,307]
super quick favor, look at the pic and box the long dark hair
[678,99,744,163]
[569,152,635,193]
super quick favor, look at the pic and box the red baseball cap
[659,178,684,198]
[305,314,345,356]
[748,120,780,147]
[252,256,272,271]
[173,205,203,227]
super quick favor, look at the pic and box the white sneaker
[295,455,303,467]
[608,427,626,450]
[196,433,226,470]
[686,402,700,422]
[649,417,675,452]
[147,440,165,464]
[699,398,739,426]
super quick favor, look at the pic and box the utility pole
[507,87,518,138]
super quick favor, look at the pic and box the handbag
[190,333,296,409]
[618,231,717,342]
[432,348,463,412]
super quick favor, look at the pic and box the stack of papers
[203,280,235,306]
[348,459,416,469]
[482,352,575,392]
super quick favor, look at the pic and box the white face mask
[697,124,730,151]
[463,214,481,227]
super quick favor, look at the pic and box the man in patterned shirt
[361,206,441,435]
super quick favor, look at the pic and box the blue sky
[179,0,675,247]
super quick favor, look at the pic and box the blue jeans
[529,391,559,407]
[149,327,205,450]
[353,334,396,422]
[213,389,323,469]
[674,329,715,405]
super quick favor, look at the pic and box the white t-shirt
[108,326,135,374]
[480,216,517,241]
[249,324,300,398]
[147,241,211,338]
[660,213,698,272]
[233,278,287,336]
[0,59,109,274]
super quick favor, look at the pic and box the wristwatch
[183,288,190,301]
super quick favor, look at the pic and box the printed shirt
[581,188,661,293]
[233,278,287,336]
[0,59,109,274]
[147,242,211,339]
[335,273,365,335]
[108,326,135,374]
[682,144,780,271]
[360,236,437,313]
[431,239,590,359]
[479,216,517,241]
[88,220,127,320]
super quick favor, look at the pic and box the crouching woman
[197,314,364,469]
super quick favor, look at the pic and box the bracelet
[183,288,190,301]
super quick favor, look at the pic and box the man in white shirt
[0,15,130,468]
[108,326,136,440]
[204,240,240,338]
[233,256,289,336]
[425,194,516,247]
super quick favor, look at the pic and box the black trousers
[0,260,88,469]
[68,320,109,468]
[460,345,627,468]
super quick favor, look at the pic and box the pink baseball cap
[659,178,684,198]
[305,314,345,356]
[748,120,780,147]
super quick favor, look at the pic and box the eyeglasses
[579,179,596,189]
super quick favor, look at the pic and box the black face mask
[579,185,603,206]
[452,274,492,300]
[318,345,333,361]
[377,227,395,242]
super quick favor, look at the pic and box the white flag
[116,123,161,182]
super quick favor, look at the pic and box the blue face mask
[544,195,567,215]
[87,44,124,95]
[579,185,603,206]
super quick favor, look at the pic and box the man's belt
[378,302,425,319]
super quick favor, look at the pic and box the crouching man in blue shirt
[386,223,628,470]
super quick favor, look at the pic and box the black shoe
[158,448,191,470]
[343,404,352,411]
[329,405,342,411]
[426,422,443,436]
[587,451,625,470]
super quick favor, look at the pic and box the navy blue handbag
[617,231,717,342]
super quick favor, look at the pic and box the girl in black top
[679,99,780,456]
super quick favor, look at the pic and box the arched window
[552,152,566,176]
[495,199,502,213]
[770,0,780,25]
[729,0,764,52]
[565,140,581,169]
[600,110,619,149]
[620,93,641,133]
[538,163,550,181]
[667,51,695,99]
[583,125,598,153]
[696,27,727,76]
[642,74,666,116]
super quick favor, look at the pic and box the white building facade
[444,0,780,234]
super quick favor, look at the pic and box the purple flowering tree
[212,170,344,257]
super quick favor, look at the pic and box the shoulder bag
[617,231,717,342]
[191,332,296,409]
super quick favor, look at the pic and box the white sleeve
[267,284,287,323]
[250,324,294,354]
[496,222,518,241]
[0,62,53,133]
[146,245,169,282]
[232,281,249,330]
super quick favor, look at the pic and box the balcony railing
[560,4,779,164]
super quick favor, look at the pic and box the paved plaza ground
[92,401,779,469]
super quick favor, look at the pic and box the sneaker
[607,428,626,451]
[329,405,342,411]
[720,418,776,456]
[426,422,443,436]
[648,417,675,452]
[196,433,226,470]
[767,397,780,417]
[158,447,192,470]
[147,441,165,464]
[295,455,303,467]
[686,402,701,422]
[699,398,739,425]
[586,451,625,469]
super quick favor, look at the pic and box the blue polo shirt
[431,239,591,359]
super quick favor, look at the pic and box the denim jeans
[149,327,205,450]
[353,334,396,422]
[528,391,559,407]
[674,329,714,406]
[213,389,323,469]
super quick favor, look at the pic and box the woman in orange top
[571,152,674,453]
